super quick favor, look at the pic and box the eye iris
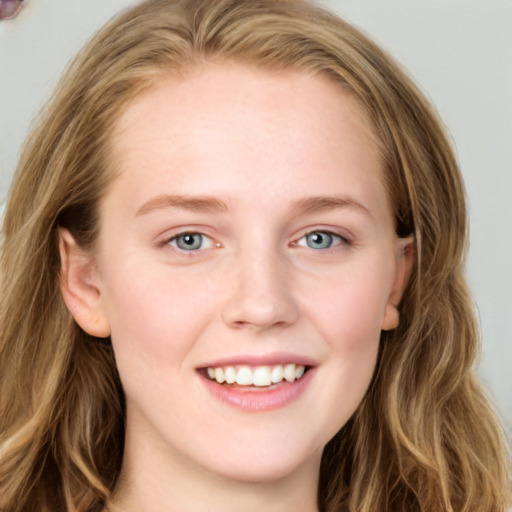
[176,234,202,250]
[307,232,332,249]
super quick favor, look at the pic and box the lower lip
[199,369,314,412]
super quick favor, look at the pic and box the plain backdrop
[1,0,511,433]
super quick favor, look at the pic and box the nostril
[222,288,299,330]
[0,0,25,21]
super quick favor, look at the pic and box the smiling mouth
[200,363,309,388]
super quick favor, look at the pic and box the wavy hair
[1,1,510,510]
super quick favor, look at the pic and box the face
[62,63,411,488]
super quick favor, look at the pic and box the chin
[198,440,323,485]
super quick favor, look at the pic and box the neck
[107,422,321,512]
[110,469,320,512]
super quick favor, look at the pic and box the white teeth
[235,366,253,385]
[214,367,225,384]
[271,365,284,383]
[253,366,272,387]
[283,363,296,382]
[206,363,307,387]
[224,366,236,384]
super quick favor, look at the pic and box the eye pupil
[176,233,202,250]
[307,232,332,249]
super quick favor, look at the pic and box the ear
[381,236,414,331]
[59,228,111,338]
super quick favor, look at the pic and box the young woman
[1,1,510,511]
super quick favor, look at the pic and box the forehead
[111,62,380,159]
[106,63,391,221]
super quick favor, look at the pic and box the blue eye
[297,231,344,250]
[169,233,213,251]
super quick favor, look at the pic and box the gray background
[1,0,511,431]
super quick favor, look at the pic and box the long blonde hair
[1,1,510,511]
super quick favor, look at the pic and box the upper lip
[197,352,318,369]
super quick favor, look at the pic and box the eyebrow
[136,194,229,217]
[135,193,373,219]
[290,195,374,219]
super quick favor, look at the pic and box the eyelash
[294,230,349,251]
[163,229,350,255]
[166,231,216,253]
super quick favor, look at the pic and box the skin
[59,63,412,512]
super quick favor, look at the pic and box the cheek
[300,259,392,419]
[304,259,393,349]
[320,281,382,382]
[101,262,218,372]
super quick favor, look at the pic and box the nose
[221,249,299,331]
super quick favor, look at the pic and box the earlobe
[381,236,415,331]
[59,228,111,338]
[381,304,400,331]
